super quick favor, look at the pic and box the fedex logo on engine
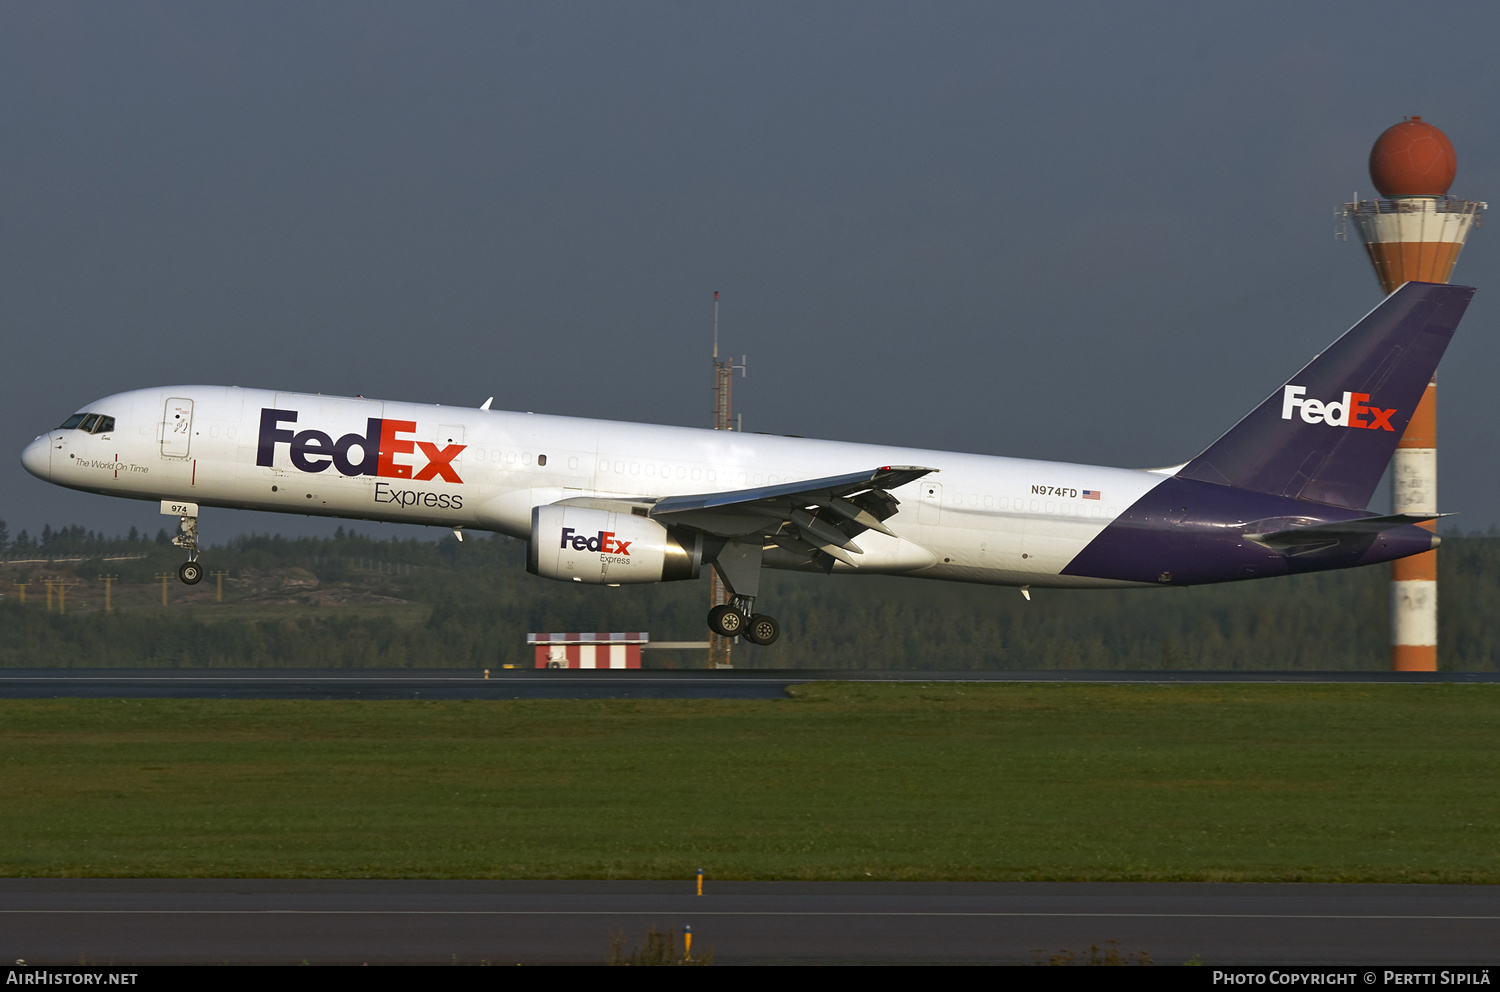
[256,408,466,481]
[560,528,632,555]
[1280,386,1396,431]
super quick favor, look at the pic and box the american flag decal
[1082,490,1101,500]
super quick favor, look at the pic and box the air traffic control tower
[1342,117,1485,671]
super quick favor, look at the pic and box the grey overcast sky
[3,1,1498,541]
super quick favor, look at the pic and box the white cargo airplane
[20,283,1470,646]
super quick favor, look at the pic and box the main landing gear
[708,597,781,646]
[704,539,780,646]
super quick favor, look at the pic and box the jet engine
[527,504,703,584]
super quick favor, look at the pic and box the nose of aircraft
[20,434,51,481]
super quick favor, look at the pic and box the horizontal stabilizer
[1245,511,1448,549]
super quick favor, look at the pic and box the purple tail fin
[1176,282,1474,509]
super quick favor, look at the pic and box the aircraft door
[918,481,942,525]
[161,398,194,459]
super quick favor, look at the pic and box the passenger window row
[59,413,116,434]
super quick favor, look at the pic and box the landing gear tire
[708,604,748,638]
[743,614,781,646]
[178,561,203,585]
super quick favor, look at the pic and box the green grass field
[1,684,1496,882]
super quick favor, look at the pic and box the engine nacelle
[527,504,703,584]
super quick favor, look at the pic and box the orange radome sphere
[1369,116,1456,197]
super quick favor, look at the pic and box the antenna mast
[708,291,745,668]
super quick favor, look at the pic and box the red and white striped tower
[1342,117,1485,671]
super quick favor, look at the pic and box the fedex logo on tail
[560,528,631,555]
[1280,386,1396,431]
[256,409,466,482]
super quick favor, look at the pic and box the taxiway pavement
[1,880,1496,965]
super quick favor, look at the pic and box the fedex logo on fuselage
[560,528,631,556]
[256,408,466,482]
[1280,386,1396,431]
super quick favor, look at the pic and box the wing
[649,465,936,567]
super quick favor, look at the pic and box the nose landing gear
[163,500,203,585]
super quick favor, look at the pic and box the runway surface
[2,668,1497,699]
[2,880,1496,965]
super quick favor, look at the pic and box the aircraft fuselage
[20,384,1433,591]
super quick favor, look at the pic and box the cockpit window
[57,412,116,432]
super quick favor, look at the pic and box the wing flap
[648,464,937,566]
[649,465,935,516]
